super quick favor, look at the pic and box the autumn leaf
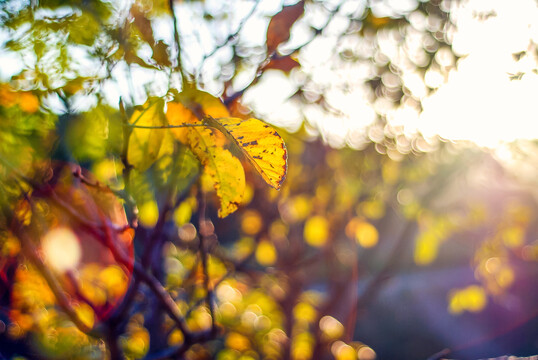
[266,1,305,54]
[262,55,300,73]
[205,117,287,190]
[127,98,166,171]
[178,88,230,119]
[166,100,245,217]
[131,3,156,46]
[152,40,171,67]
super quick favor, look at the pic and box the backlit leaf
[127,98,166,171]
[266,1,305,54]
[262,55,300,73]
[205,117,287,190]
[166,100,244,217]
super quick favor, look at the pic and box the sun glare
[418,0,538,148]
[41,227,82,273]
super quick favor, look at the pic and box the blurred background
[1,0,538,359]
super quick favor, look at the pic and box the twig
[99,212,192,342]
[168,0,189,86]
[224,2,343,106]
[197,188,216,332]
[127,123,207,130]
[196,0,261,79]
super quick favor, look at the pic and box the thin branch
[168,0,189,86]
[196,0,261,79]
[99,212,192,341]
[224,2,343,106]
[127,123,207,130]
[197,189,216,332]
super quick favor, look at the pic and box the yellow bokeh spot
[256,239,277,266]
[242,184,255,205]
[293,302,317,323]
[188,307,212,331]
[291,333,314,360]
[92,158,121,184]
[304,216,329,247]
[355,221,379,248]
[319,316,344,340]
[173,201,192,227]
[233,236,255,260]
[1,232,21,257]
[496,267,514,288]
[226,332,251,351]
[465,285,487,312]
[219,302,237,319]
[414,232,438,266]
[269,220,288,239]
[99,265,128,299]
[502,226,525,248]
[138,200,159,228]
[331,341,356,360]
[291,195,312,222]
[382,160,399,185]
[241,210,263,235]
[448,285,487,314]
[74,302,95,329]
[123,328,150,358]
[360,200,385,220]
[168,329,184,346]
[336,344,357,360]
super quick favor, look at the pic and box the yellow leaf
[206,117,287,190]
[127,98,166,171]
[178,88,230,119]
[166,100,245,217]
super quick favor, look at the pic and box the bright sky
[2,0,538,149]
[247,0,538,149]
[418,0,538,147]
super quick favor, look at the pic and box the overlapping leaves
[122,88,286,217]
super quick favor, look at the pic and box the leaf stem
[126,123,208,129]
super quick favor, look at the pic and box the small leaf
[266,1,305,54]
[131,4,155,47]
[152,40,171,67]
[124,47,158,70]
[262,55,300,73]
[127,98,166,171]
[205,117,287,190]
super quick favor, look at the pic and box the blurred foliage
[1,0,538,359]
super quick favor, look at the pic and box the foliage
[0,0,537,360]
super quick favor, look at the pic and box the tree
[1,0,537,359]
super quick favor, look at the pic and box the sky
[2,0,538,149]
[246,0,538,149]
[418,0,538,147]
